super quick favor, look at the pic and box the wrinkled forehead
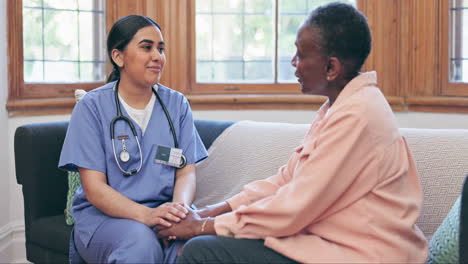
[296,24,322,52]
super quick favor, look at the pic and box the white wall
[1,0,467,261]
[0,0,13,261]
[0,0,8,229]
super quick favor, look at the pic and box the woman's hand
[157,208,204,240]
[144,202,188,227]
[194,208,210,218]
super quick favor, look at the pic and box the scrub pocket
[152,144,176,198]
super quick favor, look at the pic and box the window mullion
[451,0,463,81]
[242,1,246,81]
[41,0,45,81]
[77,1,81,81]
[274,0,279,84]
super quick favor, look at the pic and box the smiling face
[112,25,166,89]
[291,24,329,96]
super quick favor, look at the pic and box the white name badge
[155,145,184,168]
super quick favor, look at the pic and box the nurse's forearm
[79,168,151,225]
[172,164,196,206]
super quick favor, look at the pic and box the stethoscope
[110,81,186,176]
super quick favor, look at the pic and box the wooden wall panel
[101,0,191,92]
[144,0,161,20]
[157,0,191,93]
[106,0,164,37]
[361,0,399,96]
[107,0,146,28]
[407,0,439,96]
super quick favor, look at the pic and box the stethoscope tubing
[110,81,184,176]
[154,89,179,149]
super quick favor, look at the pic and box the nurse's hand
[144,202,188,227]
[157,208,203,240]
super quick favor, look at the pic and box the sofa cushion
[400,128,468,239]
[427,196,460,264]
[65,171,81,225]
[29,215,73,255]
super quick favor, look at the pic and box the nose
[152,48,162,61]
[291,55,297,68]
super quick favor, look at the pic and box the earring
[326,76,331,81]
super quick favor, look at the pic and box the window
[7,0,106,107]
[7,0,468,114]
[7,0,158,115]
[439,0,468,97]
[23,0,106,83]
[449,0,468,83]
[192,0,355,94]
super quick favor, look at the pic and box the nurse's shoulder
[79,82,115,104]
[156,84,190,108]
[71,82,115,119]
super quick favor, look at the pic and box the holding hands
[157,207,205,240]
[157,202,232,240]
[144,202,189,228]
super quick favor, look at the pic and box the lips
[147,66,162,73]
[295,73,302,83]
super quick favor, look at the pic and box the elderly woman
[159,2,428,263]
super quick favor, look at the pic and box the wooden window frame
[188,0,312,96]
[440,0,468,97]
[6,0,468,116]
[7,0,109,115]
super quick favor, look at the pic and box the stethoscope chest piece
[118,137,131,163]
[120,150,130,162]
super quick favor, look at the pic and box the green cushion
[65,171,81,225]
[64,90,86,225]
[427,196,460,264]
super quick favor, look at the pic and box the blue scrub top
[59,81,208,247]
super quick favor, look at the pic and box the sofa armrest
[460,174,468,263]
[14,121,69,226]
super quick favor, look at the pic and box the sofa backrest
[194,121,309,207]
[400,128,468,239]
[194,121,468,239]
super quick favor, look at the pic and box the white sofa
[194,121,468,242]
[15,119,467,263]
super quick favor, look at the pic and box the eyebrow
[138,39,165,45]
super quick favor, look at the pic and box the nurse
[59,15,208,263]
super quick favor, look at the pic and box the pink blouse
[214,72,428,263]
